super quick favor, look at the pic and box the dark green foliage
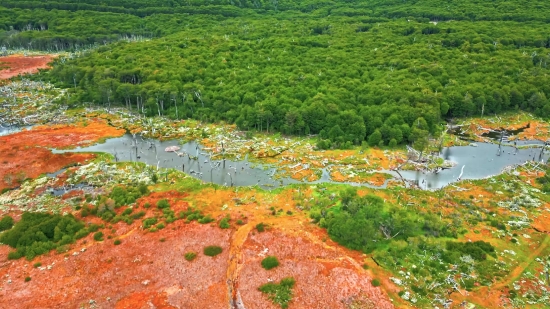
[156,199,170,209]
[25,276,31,282]
[114,239,122,245]
[198,215,214,224]
[256,223,266,232]
[33,262,42,268]
[131,211,146,219]
[261,256,280,270]
[371,279,381,287]
[0,215,14,231]
[445,240,496,261]
[142,217,157,229]
[536,170,550,192]
[325,193,456,253]
[218,216,230,229]
[93,231,104,241]
[258,277,296,309]
[203,245,223,257]
[157,223,165,229]
[0,212,87,260]
[109,185,149,208]
[184,251,197,261]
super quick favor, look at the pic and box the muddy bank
[0,120,125,190]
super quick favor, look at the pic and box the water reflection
[52,134,549,190]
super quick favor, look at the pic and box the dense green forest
[1,0,549,146]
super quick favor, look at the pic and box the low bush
[25,276,31,282]
[0,215,15,231]
[256,223,266,232]
[93,232,104,241]
[219,217,231,229]
[371,279,381,287]
[204,245,223,257]
[198,215,215,224]
[258,277,295,309]
[142,217,158,229]
[114,239,121,245]
[261,256,280,270]
[157,199,170,209]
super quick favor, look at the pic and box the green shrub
[204,245,223,257]
[256,223,266,232]
[184,251,197,261]
[236,219,244,225]
[25,276,31,282]
[371,279,381,287]
[144,202,151,208]
[157,223,165,229]
[258,277,295,309]
[33,262,42,268]
[0,215,14,232]
[142,217,158,229]
[198,215,214,224]
[261,256,280,270]
[157,199,170,209]
[219,217,231,229]
[122,208,133,215]
[114,239,121,245]
[93,231,104,241]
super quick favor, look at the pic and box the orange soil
[18,120,125,149]
[466,118,550,142]
[0,211,396,309]
[0,120,124,190]
[0,55,55,79]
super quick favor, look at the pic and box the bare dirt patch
[0,55,55,79]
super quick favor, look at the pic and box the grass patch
[184,251,197,261]
[258,277,296,309]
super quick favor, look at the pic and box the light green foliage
[258,277,296,309]
[184,251,197,261]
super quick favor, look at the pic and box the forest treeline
[2,0,550,21]
[46,16,550,147]
[2,0,550,147]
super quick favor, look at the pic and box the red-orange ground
[0,120,125,190]
[0,55,55,79]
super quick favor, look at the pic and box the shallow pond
[52,134,549,190]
